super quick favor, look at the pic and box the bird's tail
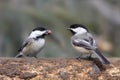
[15,52,24,58]
[94,48,111,64]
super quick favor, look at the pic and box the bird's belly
[23,39,45,56]
[74,46,90,53]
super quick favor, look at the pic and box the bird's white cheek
[73,28,87,34]
[29,31,46,38]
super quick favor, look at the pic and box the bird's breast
[32,39,45,51]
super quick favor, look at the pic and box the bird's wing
[87,33,96,46]
[18,38,33,52]
[72,39,95,50]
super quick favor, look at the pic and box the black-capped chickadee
[68,24,110,64]
[15,27,52,58]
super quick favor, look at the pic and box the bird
[15,27,52,58]
[68,24,110,64]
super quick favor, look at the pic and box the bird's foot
[76,54,83,60]
[87,54,93,60]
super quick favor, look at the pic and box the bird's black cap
[32,27,47,31]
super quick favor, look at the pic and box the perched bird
[15,27,52,58]
[68,24,110,64]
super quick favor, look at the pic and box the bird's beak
[47,30,52,35]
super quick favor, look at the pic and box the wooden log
[0,57,119,80]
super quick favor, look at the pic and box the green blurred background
[0,0,120,58]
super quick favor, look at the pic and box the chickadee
[15,27,52,58]
[68,24,110,64]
